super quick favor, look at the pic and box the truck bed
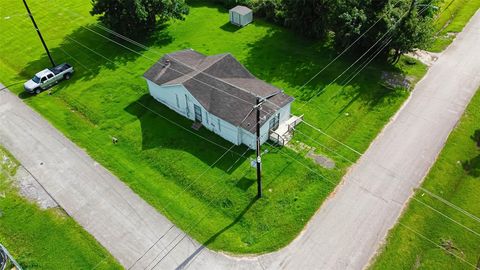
[49,63,71,75]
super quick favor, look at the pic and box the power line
[4,21,247,268]
[291,115,480,241]
[55,2,416,150]
[41,0,467,262]
[398,222,478,268]
[9,2,475,268]
[23,29,253,270]
[54,6,480,270]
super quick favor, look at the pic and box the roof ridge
[164,52,259,99]
[162,51,283,100]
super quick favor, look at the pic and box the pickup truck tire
[64,73,71,80]
[34,88,41,95]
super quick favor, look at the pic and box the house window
[269,113,280,130]
[194,104,202,122]
[218,119,221,132]
[175,94,180,108]
[185,94,190,116]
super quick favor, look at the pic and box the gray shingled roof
[230,5,252,16]
[143,49,294,133]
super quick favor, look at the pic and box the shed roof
[143,49,294,133]
[229,5,252,16]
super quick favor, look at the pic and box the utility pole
[255,97,262,198]
[22,0,56,67]
[0,244,23,270]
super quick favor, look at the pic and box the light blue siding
[146,79,292,149]
[229,10,253,27]
[240,102,292,149]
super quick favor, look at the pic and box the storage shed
[229,5,253,27]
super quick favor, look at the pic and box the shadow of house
[17,23,172,98]
[124,94,249,173]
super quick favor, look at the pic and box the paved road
[1,10,479,270]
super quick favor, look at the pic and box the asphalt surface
[0,9,479,270]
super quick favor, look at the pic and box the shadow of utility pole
[175,198,259,270]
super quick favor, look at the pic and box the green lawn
[0,146,122,269]
[0,0,426,254]
[429,0,480,52]
[371,89,480,269]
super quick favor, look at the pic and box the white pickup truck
[24,63,74,94]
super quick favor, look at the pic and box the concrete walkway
[1,10,480,270]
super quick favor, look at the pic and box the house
[143,49,301,149]
[229,5,253,27]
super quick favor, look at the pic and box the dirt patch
[307,151,335,169]
[287,141,335,169]
[406,49,441,67]
[14,167,58,209]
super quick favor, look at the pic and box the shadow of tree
[187,0,230,12]
[242,27,337,99]
[462,155,480,178]
[17,23,172,99]
[472,129,480,148]
[242,26,410,109]
[332,69,407,108]
[462,129,480,178]
[124,94,249,172]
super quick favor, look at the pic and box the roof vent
[163,59,171,68]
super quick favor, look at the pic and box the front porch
[269,115,303,146]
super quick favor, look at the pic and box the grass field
[371,89,480,269]
[0,146,121,269]
[0,0,427,253]
[430,0,480,52]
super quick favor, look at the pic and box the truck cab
[24,63,74,94]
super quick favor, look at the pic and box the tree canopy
[248,0,437,60]
[90,0,189,37]
[328,0,435,62]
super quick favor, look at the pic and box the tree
[385,0,434,63]
[328,0,435,61]
[90,0,189,37]
[282,0,331,39]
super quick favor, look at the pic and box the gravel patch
[14,167,58,209]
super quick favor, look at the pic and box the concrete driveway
[1,10,479,270]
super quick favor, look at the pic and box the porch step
[269,114,303,146]
[191,122,202,131]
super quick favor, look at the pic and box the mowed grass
[0,146,122,269]
[371,89,480,269]
[430,0,480,52]
[0,0,426,253]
